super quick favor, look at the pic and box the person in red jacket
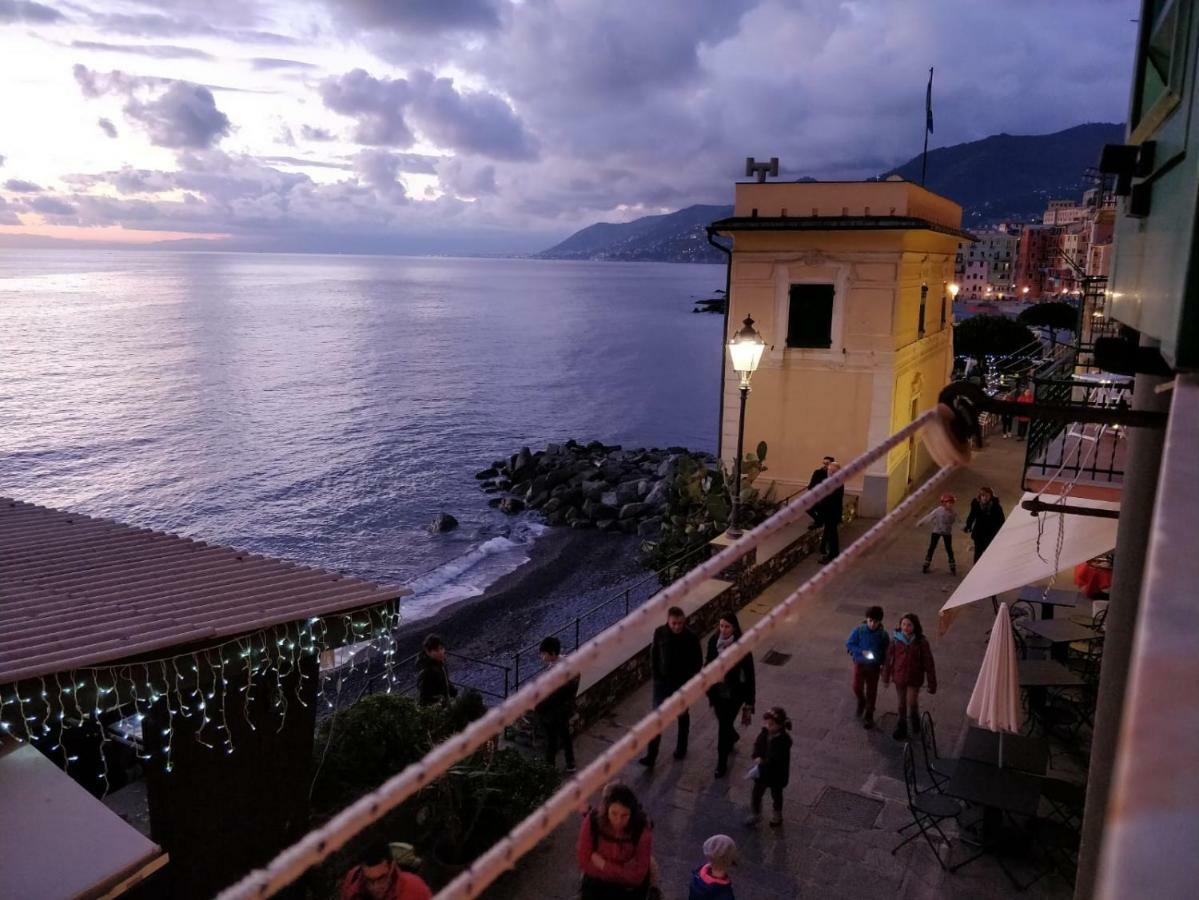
[339,842,433,900]
[881,613,937,741]
[576,782,654,900]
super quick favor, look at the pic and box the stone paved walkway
[485,439,1078,899]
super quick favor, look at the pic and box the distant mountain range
[537,122,1124,264]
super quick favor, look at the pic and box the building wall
[720,211,959,516]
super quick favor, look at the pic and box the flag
[925,67,934,134]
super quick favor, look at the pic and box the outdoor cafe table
[942,757,1044,884]
[1019,659,1086,689]
[1019,618,1101,662]
[1017,586,1079,620]
[961,726,1049,776]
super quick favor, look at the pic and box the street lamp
[726,314,766,538]
[948,283,960,299]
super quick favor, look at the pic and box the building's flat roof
[0,498,408,684]
[708,214,976,242]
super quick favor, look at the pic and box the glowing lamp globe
[728,315,766,387]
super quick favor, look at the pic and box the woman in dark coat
[705,613,755,778]
[964,486,1005,563]
[882,613,937,741]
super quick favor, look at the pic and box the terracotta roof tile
[0,498,408,684]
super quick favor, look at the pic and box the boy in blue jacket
[846,606,888,729]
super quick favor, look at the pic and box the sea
[0,250,724,620]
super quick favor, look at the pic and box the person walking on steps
[705,613,755,779]
[882,613,937,740]
[845,606,889,729]
[744,707,793,828]
[964,486,1005,564]
[640,606,703,768]
[918,493,958,574]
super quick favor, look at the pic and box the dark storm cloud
[0,0,63,23]
[3,178,42,192]
[320,67,537,160]
[97,117,118,137]
[251,57,318,71]
[336,0,502,35]
[73,65,231,149]
[71,40,214,60]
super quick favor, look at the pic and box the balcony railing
[1023,352,1131,497]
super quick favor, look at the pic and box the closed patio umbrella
[966,601,1022,766]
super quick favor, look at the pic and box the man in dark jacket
[416,634,457,706]
[533,636,580,772]
[816,462,844,563]
[963,486,1005,563]
[807,455,834,527]
[639,607,704,767]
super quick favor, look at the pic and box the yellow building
[709,178,971,516]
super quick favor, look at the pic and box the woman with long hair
[576,782,654,900]
[881,612,938,740]
[705,613,756,778]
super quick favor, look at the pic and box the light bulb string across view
[218,406,946,900]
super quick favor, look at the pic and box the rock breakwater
[476,440,718,537]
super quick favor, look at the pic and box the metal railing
[1023,351,1130,491]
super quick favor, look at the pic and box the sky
[0,0,1138,255]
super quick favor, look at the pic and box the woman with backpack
[577,782,655,900]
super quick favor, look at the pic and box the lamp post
[726,314,766,538]
[948,282,960,301]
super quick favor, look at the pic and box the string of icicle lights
[0,603,401,793]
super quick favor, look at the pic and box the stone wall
[572,498,858,728]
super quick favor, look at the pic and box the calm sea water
[0,250,723,617]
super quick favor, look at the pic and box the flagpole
[921,66,933,186]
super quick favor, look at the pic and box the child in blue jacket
[846,605,889,729]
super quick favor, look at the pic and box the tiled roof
[0,498,408,684]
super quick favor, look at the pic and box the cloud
[0,0,63,24]
[98,117,118,137]
[320,67,536,160]
[260,155,353,171]
[74,65,232,149]
[300,124,336,141]
[70,40,214,60]
[251,57,318,71]
[30,195,76,216]
[320,69,414,146]
[438,158,497,197]
[0,196,20,225]
[82,9,298,45]
[3,178,42,192]
[336,0,502,35]
[354,149,410,201]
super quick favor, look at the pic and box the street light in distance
[726,314,766,538]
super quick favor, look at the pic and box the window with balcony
[786,283,835,348]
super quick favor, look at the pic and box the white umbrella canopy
[967,603,1022,764]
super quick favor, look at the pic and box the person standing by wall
[816,462,844,563]
[534,636,580,773]
[705,614,755,778]
[640,606,703,768]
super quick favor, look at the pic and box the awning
[0,743,167,898]
[940,491,1119,632]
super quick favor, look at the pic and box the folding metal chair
[892,742,962,869]
[918,710,956,792]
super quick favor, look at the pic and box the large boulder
[427,513,459,533]
[615,480,641,505]
[499,497,525,515]
[600,491,619,508]
[510,447,536,480]
[644,481,668,508]
[619,502,647,520]
[637,517,663,537]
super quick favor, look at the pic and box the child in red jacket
[882,613,937,740]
